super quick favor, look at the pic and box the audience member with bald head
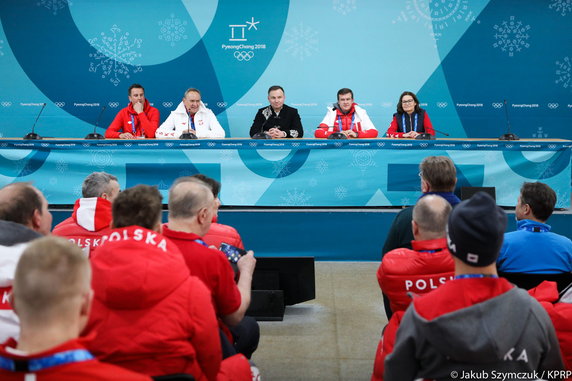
[0,236,150,380]
[163,176,259,360]
[0,183,52,343]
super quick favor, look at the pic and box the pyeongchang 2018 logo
[221,17,266,62]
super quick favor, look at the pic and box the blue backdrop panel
[1,139,569,208]
[1,1,570,139]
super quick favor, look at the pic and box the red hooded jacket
[105,99,159,138]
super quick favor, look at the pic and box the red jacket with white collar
[105,99,159,138]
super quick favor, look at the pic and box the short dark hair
[128,83,144,96]
[337,88,353,100]
[0,183,43,226]
[419,156,457,192]
[168,178,212,219]
[112,185,162,230]
[191,174,221,198]
[397,91,421,114]
[82,172,118,198]
[520,182,556,222]
[268,85,284,94]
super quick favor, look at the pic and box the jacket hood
[0,220,41,246]
[90,226,190,310]
[333,102,357,115]
[127,99,151,115]
[71,197,112,232]
[412,287,535,363]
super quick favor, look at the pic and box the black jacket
[249,104,304,138]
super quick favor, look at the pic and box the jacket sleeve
[386,116,405,138]
[423,112,435,136]
[315,109,335,138]
[384,307,420,381]
[286,108,304,138]
[249,110,265,137]
[382,207,414,257]
[204,110,226,138]
[372,311,405,381]
[105,110,126,138]
[139,107,160,138]
[531,301,566,374]
[187,277,222,381]
[155,111,176,139]
[356,108,378,138]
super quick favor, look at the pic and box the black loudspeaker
[460,187,496,201]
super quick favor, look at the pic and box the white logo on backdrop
[493,16,531,57]
[158,14,188,47]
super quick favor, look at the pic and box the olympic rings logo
[55,102,65,107]
[234,51,254,61]
[436,102,448,108]
[462,144,471,149]
[547,103,559,109]
[41,143,49,148]
[291,142,300,147]
[506,144,514,149]
[420,143,428,148]
[377,142,385,147]
[162,102,173,108]
[1,102,12,107]
[492,103,503,109]
[165,143,174,147]
[217,102,228,108]
[548,144,557,149]
[207,142,216,147]
[124,143,132,148]
[249,142,257,147]
[108,102,119,108]
[82,143,90,147]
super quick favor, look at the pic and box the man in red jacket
[52,172,119,256]
[0,236,150,381]
[105,83,160,139]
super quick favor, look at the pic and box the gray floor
[252,261,387,381]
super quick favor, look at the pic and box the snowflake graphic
[393,0,474,40]
[556,57,571,89]
[88,25,143,86]
[280,188,311,206]
[13,160,35,177]
[315,159,329,175]
[400,197,412,206]
[156,180,169,190]
[89,150,115,170]
[272,159,292,177]
[219,149,235,162]
[549,0,572,16]
[532,127,549,138]
[158,14,188,47]
[55,159,68,173]
[351,150,376,172]
[334,185,348,200]
[493,16,531,57]
[283,22,318,61]
[37,0,71,15]
[333,0,357,15]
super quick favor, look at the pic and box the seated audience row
[105,84,434,140]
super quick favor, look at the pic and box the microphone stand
[23,103,46,140]
[180,111,197,139]
[415,129,449,140]
[499,100,519,140]
[85,105,106,139]
[252,107,272,139]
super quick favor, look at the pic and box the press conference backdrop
[0,0,571,140]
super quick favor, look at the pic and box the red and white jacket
[315,103,378,138]
[203,216,244,250]
[377,238,455,313]
[105,99,159,138]
[52,197,113,257]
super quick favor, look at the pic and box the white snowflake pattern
[400,197,412,206]
[393,0,474,41]
[89,150,114,170]
[158,14,188,47]
[280,188,311,206]
[88,25,143,86]
[334,185,348,200]
[13,160,35,177]
[556,57,571,89]
[493,16,531,57]
[37,0,71,15]
[333,0,356,15]
[351,150,376,172]
[532,127,549,138]
[315,159,329,175]
[219,149,235,162]
[283,22,318,61]
[55,159,68,173]
[272,159,291,177]
[549,0,572,16]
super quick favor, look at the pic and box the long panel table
[0,138,570,207]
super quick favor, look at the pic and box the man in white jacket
[156,88,226,139]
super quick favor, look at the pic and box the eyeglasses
[418,171,423,178]
[402,99,414,104]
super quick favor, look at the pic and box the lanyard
[188,113,196,131]
[522,225,549,233]
[0,349,93,372]
[337,113,355,132]
[454,274,499,280]
[401,113,418,132]
[130,114,136,135]
[194,238,208,247]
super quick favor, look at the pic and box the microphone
[180,111,197,140]
[499,99,519,141]
[252,107,272,139]
[23,103,46,140]
[85,105,106,139]
[415,128,448,140]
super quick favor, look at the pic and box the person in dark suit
[250,85,304,138]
